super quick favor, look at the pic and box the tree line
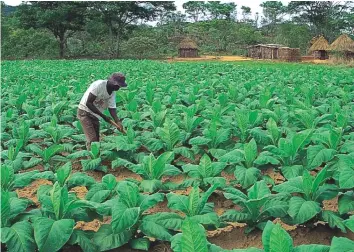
[1,1,353,59]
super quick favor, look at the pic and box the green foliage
[222,181,289,232]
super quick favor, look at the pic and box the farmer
[77,72,127,150]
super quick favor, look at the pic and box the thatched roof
[310,35,322,46]
[179,38,198,49]
[329,34,354,52]
[309,36,329,52]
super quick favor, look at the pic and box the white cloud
[3,0,23,6]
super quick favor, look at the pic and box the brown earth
[16,179,52,205]
[209,223,354,250]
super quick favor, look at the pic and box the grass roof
[329,34,354,52]
[179,38,198,49]
[309,36,329,52]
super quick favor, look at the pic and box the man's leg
[77,109,99,151]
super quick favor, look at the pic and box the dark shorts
[77,108,99,150]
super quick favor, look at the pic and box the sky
[3,0,292,19]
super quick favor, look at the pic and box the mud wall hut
[247,44,284,59]
[328,34,354,60]
[178,38,198,58]
[278,47,301,62]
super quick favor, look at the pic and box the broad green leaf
[261,198,288,218]
[269,223,293,252]
[129,238,150,251]
[343,215,354,232]
[235,166,261,189]
[188,186,200,216]
[288,197,321,224]
[93,224,132,251]
[267,118,280,144]
[338,191,354,214]
[1,221,35,252]
[293,244,330,252]
[13,170,39,188]
[9,197,29,221]
[140,179,162,193]
[67,172,96,188]
[139,193,164,212]
[69,230,98,252]
[90,142,100,158]
[1,190,10,227]
[311,168,330,194]
[189,212,220,227]
[31,171,55,182]
[292,129,312,154]
[198,154,212,178]
[56,162,72,186]
[221,210,251,222]
[247,180,271,200]
[33,217,74,252]
[223,187,248,205]
[51,182,66,220]
[181,218,208,252]
[197,183,218,215]
[117,181,140,208]
[154,151,174,179]
[307,145,336,170]
[339,166,354,189]
[281,165,304,180]
[273,177,304,194]
[254,151,280,166]
[219,149,244,163]
[111,202,140,233]
[302,171,313,199]
[244,139,257,168]
[262,221,275,252]
[189,136,211,145]
[102,174,117,190]
[140,213,182,241]
[329,237,354,252]
[322,211,346,233]
[167,193,189,215]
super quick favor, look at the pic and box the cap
[110,72,127,87]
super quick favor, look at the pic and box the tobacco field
[1,60,354,252]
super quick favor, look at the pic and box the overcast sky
[3,0,292,20]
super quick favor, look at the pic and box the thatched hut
[178,38,198,58]
[328,34,354,60]
[308,36,329,60]
[247,44,284,59]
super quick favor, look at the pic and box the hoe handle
[109,120,126,134]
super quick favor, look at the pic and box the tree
[241,6,252,22]
[287,1,353,40]
[89,1,175,57]
[206,1,237,20]
[16,1,87,58]
[260,1,286,35]
[182,1,207,22]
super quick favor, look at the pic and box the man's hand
[114,121,125,133]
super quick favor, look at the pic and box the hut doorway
[273,48,279,59]
[320,50,326,60]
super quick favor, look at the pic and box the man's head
[108,72,127,91]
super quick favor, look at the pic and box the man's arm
[108,108,124,132]
[108,108,120,123]
[86,93,110,122]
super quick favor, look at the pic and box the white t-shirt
[78,80,116,118]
